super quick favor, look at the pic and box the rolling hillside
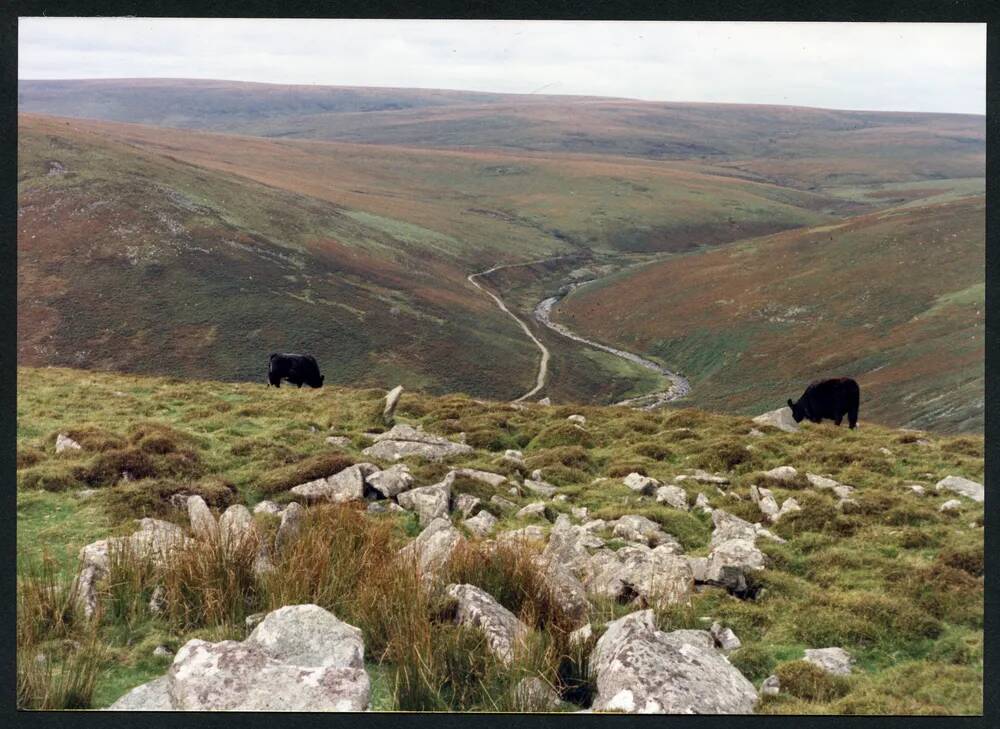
[555,194,985,432]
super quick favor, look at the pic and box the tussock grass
[256,452,355,495]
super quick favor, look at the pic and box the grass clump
[256,452,355,495]
[775,660,851,702]
[102,476,237,521]
[529,422,595,450]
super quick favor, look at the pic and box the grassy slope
[17,366,984,713]
[555,194,985,433]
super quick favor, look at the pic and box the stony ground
[17,366,983,713]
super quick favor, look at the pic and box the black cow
[787,377,860,429]
[267,353,324,388]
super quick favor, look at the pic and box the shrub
[940,437,982,458]
[257,452,355,495]
[775,660,851,702]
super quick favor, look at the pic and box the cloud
[18,18,986,114]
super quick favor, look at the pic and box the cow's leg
[848,406,859,429]
[834,416,843,426]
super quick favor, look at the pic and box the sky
[18,19,987,115]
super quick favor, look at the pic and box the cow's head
[307,374,325,388]
[787,398,805,423]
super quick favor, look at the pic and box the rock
[217,504,257,550]
[55,433,83,453]
[274,502,304,555]
[253,500,283,516]
[623,472,659,495]
[490,495,517,513]
[445,584,529,665]
[571,506,589,521]
[879,447,893,456]
[383,385,404,424]
[567,414,587,425]
[454,493,483,518]
[612,515,679,550]
[326,435,352,448]
[590,610,757,714]
[497,525,547,545]
[464,510,498,537]
[514,677,563,711]
[362,423,473,461]
[537,397,551,406]
[501,449,526,468]
[710,622,742,652]
[453,468,507,487]
[803,647,854,676]
[516,502,549,521]
[750,485,779,520]
[762,466,798,483]
[74,519,189,618]
[540,562,592,627]
[153,645,173,659]
[760,675,780,697]
[107,676,174,710]
[748,428,765,438]
[806,473,854,499]
[705,538,765,593]
[581,519,606,534]
[245,612,266,631]
[939,499,962,513]
[542,516,597,577]
[366,463,415,499]
[752,407,800,433]
[398,517,462,579]
[530,469,543,481]
[686,556,708,582]
[396,475,452,527]
[773,497,801,522]
[187,495,217,541]
[247,604,364,670]
[617,546,694,607]
[908,484,926,496]
[654,484,689,510]
[935,475,984,503]
[686,469,731,485]
[523,478,558,498]
[695,493,712,513]
[711,509,784,546]
[569,623,593,647]
[291,464,367,504]
[148,585,166,616]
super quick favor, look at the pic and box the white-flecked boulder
[362,423,473,461]
[590,610,757,713]
[446,584,529,665]
[935,475,984,503]
[623,473,659,495]
[774,498,801,522]
[464,510,498,538]
[533,553,591,627]
[655,484,689,510]
[752,407,800,433]
[187,495,217,541]
[366,463,415,499]
[705,538,766,593]
[398,517,462,579]
[247,604,364,669]
[750,485,779,520]
[396,475,452,527]
[803,647,854,676]
[710,622,742,653]
[760,675,780,697]
[617,545,694,607]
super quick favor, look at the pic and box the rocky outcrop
[366,464,415,499]
[445,583,529,665]
[612,515,680,550]
[589,610,757,713]
[109,605,370,711]
[398,517,462,579]
[362,424,473,461]
[655,484,689,510]
[463,510,498,538]
[291,464,368,504]
[396,474,452,527]
[935,475,984,503]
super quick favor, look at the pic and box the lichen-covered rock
[939,499,963,513]
[366,463,415,499]
[453,493,482,519]
[253,500,283,516]
[618,545,694,607]
[694,493,712,514]
[453,468,507,487]
[501,449,526,468]
[274,502,304,555]
[383,385,404,424]
[396,475,452,527]
[773,497,801,522]
[514,677,563,711]
[533,555,591,627]
[612,515,679,550]
[218,504,256,550]
[515,502,549,521]
[590,610,757,713]
[398,517,462,579]
[935,475,984,503]
[445,583,528,665]
[325,435,352,448]
[55,433,82,453]
[246,604,364,670]
[710,622,742,653]
[523,478,558,498]
[655,484,689,510]
[762,466,798,483]
[705,538,765,593]
[760,675,780,697]
[107,676,174,710]
[623,473,659,495]
[490,494,517,513]
[362,423,473,461]
[464,510,498,538]
[187,495,217,541]
[752,407,800,433]
[803,647,854,676]
[750,485,779,520]
[291,464,367,504]
[806,473,854,499]
[496,525,547,545]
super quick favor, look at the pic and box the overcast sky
[18,18,986,114]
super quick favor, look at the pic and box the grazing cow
[267,353,324,388]
[787,378,860,429]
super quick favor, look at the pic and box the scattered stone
[454,493,483,519]
[750,485,779,520]
[523,478,558,498]
[569,623,593,647]
[398,517,462,579]
[567,414,587,425]
[274,502,304,555]
[534,556,591,626]
[590,610,757,713]
[752,407,800,433]
[879,447,893,456]
[705,538,766,594]
[445,583,529,665]
[464,510,498,537]
[382,385,404,424]
[497,525,547,545]
[711,509,783,545]
[542,516,598,577]
[397,473,453,527]
[366,463,415,499]
[774,497,801,522]
[187,495,217,541]
[153,645,173,659]
[907,484,926,496]
[508,486,520,496]
[653,484,688,510]
[148,585,166,616]
[490,495,517,513]
[623,472,659,495]
[677,470,730,485]
[939,499,962,513]
[253,500,283,516]
[291,464,367,504]
[613,514,679,549]
[686,556,708,582]
[516,502,549,521]
[325,435,352,448]
[453,468,507,487]
[695,493,712,513]
[760,675,780,697]
[218,505,256,550]
[762,466,798,483]
[537,397,551,406]
[571,506,589,521]
[710,622,742,652]
[803,647,854,676]
[935,475,984,503]
[617,546,693,606]
[55,433,82,454]
[530,469,544,481]
[806,473,854,499]
[501,449,526,468]
[362,423,473,461]
[748,428,765,438]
